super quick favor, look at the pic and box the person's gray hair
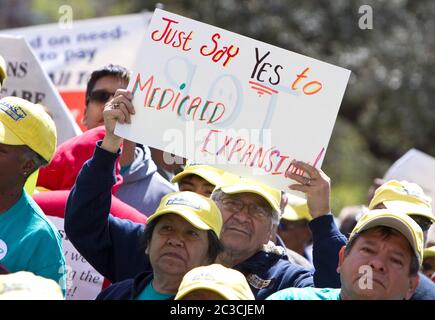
[211,189,280,226]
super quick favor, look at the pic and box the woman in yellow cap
[96,191,223,300]
[0,96,65,290]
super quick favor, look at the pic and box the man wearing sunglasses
[83,65,128,130]
[81,65,176,215]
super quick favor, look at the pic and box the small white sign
[384,148,435,211]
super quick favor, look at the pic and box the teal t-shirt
[135,281,174,300]
[0,191,66,286]
[119,165,131,176]
[267,287,342,300]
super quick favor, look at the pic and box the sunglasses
[88,90,116,103]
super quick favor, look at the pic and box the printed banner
[0,35,81,145]
[1,13,152,130]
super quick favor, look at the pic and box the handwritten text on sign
[116,9,350,192]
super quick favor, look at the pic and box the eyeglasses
[88,90,116,103]
[409,215,433,232]
[220,197,272,220]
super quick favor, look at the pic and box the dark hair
[85,64,129,106]
[344,226,420,276]
[408,214,433,232]
[143,216,223,262]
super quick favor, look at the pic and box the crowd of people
[0,59,434,300]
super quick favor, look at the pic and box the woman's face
[148,214,211,278]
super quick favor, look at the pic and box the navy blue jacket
[66,143,435,300]
[95,270,174,300]
[65,143,344,299]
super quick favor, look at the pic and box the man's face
[83,75,128,130]
[179,175,215,197]
[217,192,273,261]
[422,256,435,280]
[0,143,28,190]
[148,214,211,278]
[277,219,312,255]
[339,228,419,300]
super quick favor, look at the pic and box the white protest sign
[116,9,351,192]
[384,148,435,211]
[0,35,81,145]
[48,216,104,300]
[1,12,152,130]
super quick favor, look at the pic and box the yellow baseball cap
[148,191,223,237]
[281,193,312,221]
[369,180,434,222]
[350,209,424,265]
[172,163,225,186]
[0,96,57,162]
[175,264,255,300]
[424,246,435,259]
[0,271,63,300]
[0,55,6,85]
[215,172,281,213]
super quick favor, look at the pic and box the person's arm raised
[286,160,331,218]
[101,89,135,154]
[286,161,346,288]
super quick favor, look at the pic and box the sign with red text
[116,9,351,192]
[0,35,81,145]
[1,13,152,131]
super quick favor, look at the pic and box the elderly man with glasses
[211,171,345,299]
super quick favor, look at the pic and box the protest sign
[384,148,435,211]
[1,12,152,130]
[0,35,81,144]
[48,216,104,300]
[116,9,351,192]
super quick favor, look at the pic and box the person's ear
[405,274,420,300]
[263,223,274,244]
[337,246,346,273]
[280,192,288,214]
[21,158,35,178]
[144,237,152,255]
[82,107,88,127]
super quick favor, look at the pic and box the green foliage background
[1,0,433,215]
